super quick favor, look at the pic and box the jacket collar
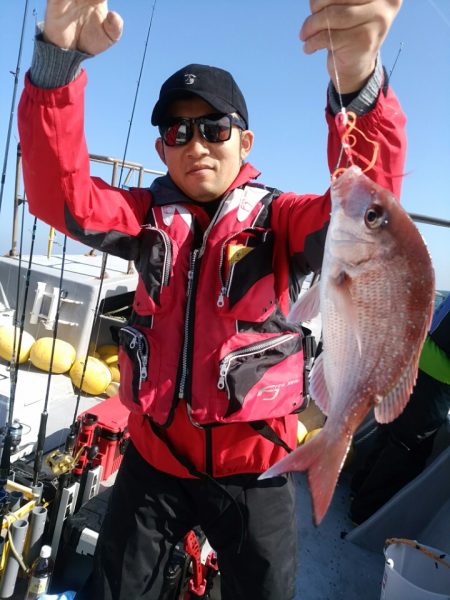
[150,163,261,207]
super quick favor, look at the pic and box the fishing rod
[37,3,160,521]
[118,0,158,188]
[388,42,403,83]
[10,178,28,403]
[43,2,160,544]
[70,0,159,423]
[0,187,30,489]
[33,235,68,488]
[0,212,37,487]
[0,0,29,218]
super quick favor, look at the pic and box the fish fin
[309,353,331,416]
[329,270,362,355]
[374,357,420,423]
[259,430,351,526]
[288,282,321,323]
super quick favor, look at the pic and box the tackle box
[74,395,130,481]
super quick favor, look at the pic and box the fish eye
[364,204,386,229]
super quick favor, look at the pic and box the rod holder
[0,518,29,598]
[24,506,47,566]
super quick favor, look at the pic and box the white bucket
[381,540,450,599]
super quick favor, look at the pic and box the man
[350,293,450,524]
[18,1,405,598]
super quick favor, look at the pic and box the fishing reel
[0,420,23,452]
[46,445,86,477]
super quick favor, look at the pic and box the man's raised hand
[300,0,402,93]
[44,0,123,55]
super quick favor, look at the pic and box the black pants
[76,442,297,600]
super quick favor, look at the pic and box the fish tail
[259,430,351,526]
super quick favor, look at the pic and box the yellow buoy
[0,325,35,364]
[104,381,120,397]
[108,364,120,383]
[70,356,112,395]
[297,420,308,445]
[97,344,119,365]
[98,344,119,357]
[102,353,119,366]
[304,427,322,444]
[30,337,76,373]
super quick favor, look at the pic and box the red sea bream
[260,166,435,525]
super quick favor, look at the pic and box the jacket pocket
[134,226,174,313]
[118,325,158,414]
[216,332,304,421]
[216,228,276,322]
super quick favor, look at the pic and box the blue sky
[1,1,449,291]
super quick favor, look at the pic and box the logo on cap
[184,73,197,85]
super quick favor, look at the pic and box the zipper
[216,229,248,308]
[141,225,172,286]
[121,326,149,388]
[198,199,227,258]
[178,249,199,399]
[216,264,236,308]
[177,195,266,404]
[216,227,272,308]
[217,333,296,394]
[177,199,230,399]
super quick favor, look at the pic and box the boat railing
[7,146,450,274]
[409,213,450,229]
[8,147,164,265]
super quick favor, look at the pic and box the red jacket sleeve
[327,85,407,200]
[18,70,151,259]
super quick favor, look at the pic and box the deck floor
[295,471,385,600]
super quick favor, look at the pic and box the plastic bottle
[24,545,54,600]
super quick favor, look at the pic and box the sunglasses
[159,113,246,146]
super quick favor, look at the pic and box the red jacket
[18,69,406,477]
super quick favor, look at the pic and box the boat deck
[295,471,384,600]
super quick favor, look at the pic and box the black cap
[151,64,248,128]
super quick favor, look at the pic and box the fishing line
[325,9,347,173]
[0,0,30,217]
[325,9,382,178]
[427,0,450,30]
[325,9,344,112]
